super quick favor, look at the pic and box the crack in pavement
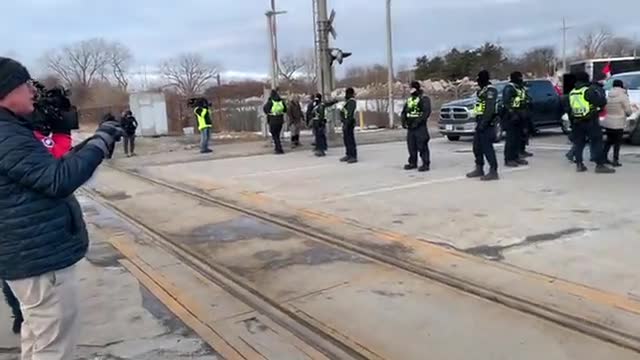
[463,227,595,261]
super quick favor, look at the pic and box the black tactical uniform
[263,90,287,154]
[565,71,614,173]
[502,72,529,167]
[467,70,499,181]
[340,87,358,163]
[401,81,432,172]
[310,94,337,157]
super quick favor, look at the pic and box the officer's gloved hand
[87,121,124,159]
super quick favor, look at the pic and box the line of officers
[263,68,615,180]
[262,85,434,168]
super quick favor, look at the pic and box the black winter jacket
[563,81,607,123]
[401,91,432,129]
[0,107,104,280]
[263,96,287,125]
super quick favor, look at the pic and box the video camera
[187,97,211,108]
[30,81,79,134]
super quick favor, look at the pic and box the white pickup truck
[563,71,640,144]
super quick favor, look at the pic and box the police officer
[340,87,358,163]
[502,71,529,167]
[566,71,615,173]
[194,99,212,153]
[309,94,337,157]
[401,81,432,172]
[467,70,499,181]
[263,89,287,154]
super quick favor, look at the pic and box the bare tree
[279,53,306,84]
[601,36,638,57]
[577,27,613,58]
[518,46,557,77]
[43,38,113,88]
[42,38,132,91]
[106,42,133,91]
[301,49,318,92]
[160,53,220,97]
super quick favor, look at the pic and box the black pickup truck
[438,79,567,141]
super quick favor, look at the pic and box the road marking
[320,167,530,202]
[231,164,334,179]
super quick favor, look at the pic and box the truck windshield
[604,74,640,91]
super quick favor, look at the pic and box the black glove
[87,121,124,159]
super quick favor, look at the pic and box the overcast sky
[3,0,640,81]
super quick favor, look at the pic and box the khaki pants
[7,265,79,360]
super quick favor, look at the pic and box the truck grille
[440,107,471,121]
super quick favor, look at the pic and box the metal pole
[315,0,336,137]
[316,0,330,97]
[266,13,277,89]
[386,0,395,129]
[562,17,568,73]
[312,0,320,92]
[271,0,280,87]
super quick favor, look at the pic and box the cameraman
[0,57,123,360]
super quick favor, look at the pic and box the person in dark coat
[308,93,338,157]
[466,70,500,181]
[502,71,530,167]
[263,89,287,154]
[340,87,358,163]
[564,71,614,173]
[120,110,138,157]
[401,81,432,172]
[287,95,304,148]
[0,57,123,359]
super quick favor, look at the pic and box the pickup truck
[438,79,566,142]
[561,71,640,145]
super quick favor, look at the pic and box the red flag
[602,62,612,78]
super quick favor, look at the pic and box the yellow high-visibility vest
[194,107,212,130]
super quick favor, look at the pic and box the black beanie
[510,71,523,83]
[346,87,355,97]
[410,81,421,91]
[477,70,490,83]
[0,57,31,100]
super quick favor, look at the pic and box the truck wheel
[447,135,460,141]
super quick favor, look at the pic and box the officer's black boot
[515,158,529,166]
[404,164,417,170]
[340,156,349,162]
[505,160,519,167]
[595,164,615,174]
[481,169,499,181]
[466,166,484,178]
[576,163,588,172]
[418,163,430,172]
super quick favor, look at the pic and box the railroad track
[83,163,640,357]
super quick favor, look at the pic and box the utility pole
[561,17,571,73]
[271,0,280,84]
[314,0,351,137]
[385,0,395,129]
[315,0,331,98]
[315,0,334,136]
[312,0,320,88]
[265,2,286,89]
